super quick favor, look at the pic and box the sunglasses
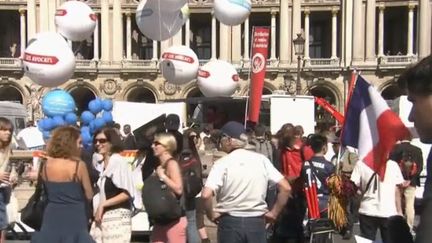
[94,138,108,144]
[153,141,164,147]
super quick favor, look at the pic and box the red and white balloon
[197,60,239,97]
[23,32,75,87]
[160,46,199,85]
[55,0,97,41]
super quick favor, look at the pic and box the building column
[185,18,190,47]
[292,0,301,63]
[341,0,353,67]
[93,14,99,60]
[27,0,36,39]
[352,0,363,63]
[418,0,431,58]
[279,0,289,66]
[378,4,385,57]
[231,25,241,65]
[19,8,26,57]
[407,4,415,56]
[39,0,49,32]
[304,9,310,62]
[126,12,132,60]
[365,0,376,62]
[100,0,110,63]
[152,41,158,61]
[112,0,123,63]
[243,17,249,62]
[211,13,217,60]
[270,9,277,60]
[219,23,230,61]
[331,8,338,59]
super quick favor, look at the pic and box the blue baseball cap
[220,121,246,140]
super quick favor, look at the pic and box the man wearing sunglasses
[201,121,291,243]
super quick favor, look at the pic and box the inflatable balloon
[80,111,95,125]
[160,46,199,85]
[94,118,106,130]
[102,111,113,124]
[88,99,103,114]
[43,118,55,131]
[80,129,92,145]
[136,0,189,41]
[55,1,97,41]
[42,89,76,117]
[52,116,66,127]
[102,99,113,111]
[64,112,78,125]
[214,0,251,26]
[42,130,51,140]
[23,32,75,87]
[197,60,239,97]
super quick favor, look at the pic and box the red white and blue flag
[341,75,411,180]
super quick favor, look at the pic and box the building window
[307,12,331,58]
[248,12,271,54]
[190,13,212,60]
[0,10,20,58]
[384,6,417,55]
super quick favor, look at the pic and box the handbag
[20,160,47,231]
[142,174,183,225]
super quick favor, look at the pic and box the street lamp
[293,33,305,95]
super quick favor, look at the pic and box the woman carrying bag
[90,127,135,243]
[145,132,186,243]
[0,117,15,243]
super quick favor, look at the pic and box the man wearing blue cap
[201,121,291,243]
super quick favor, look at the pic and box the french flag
[341,75,411,180]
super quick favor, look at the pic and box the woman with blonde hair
[0,117,14,243]
[90,127,135,243]
[31,126,94,243]
[150,132,187,243]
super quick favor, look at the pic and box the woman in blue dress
[31,126,94,243]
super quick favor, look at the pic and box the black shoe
[342,230,352,240]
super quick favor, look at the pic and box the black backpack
[178,150,203,199]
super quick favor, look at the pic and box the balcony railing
[308,58,339,66]
[379,55,418,65]
[121,59,158,69]
[188,0,280,7]
[75,59,98,69]
[0,58,21,68]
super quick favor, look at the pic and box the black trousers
[359,214,389,242]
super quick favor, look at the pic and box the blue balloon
[37,119,45,131]
[88,99,103,114]
[81,111,95,125]
[102,99,113,112]
[42,130,51,140]
[42,89,76,117]
[94,117,106,130]
[102,111,113,123]
[89,121,96,134]
[80,126,90,134]
[44,118,55,131]
[81,130,93,145]
[52,116,65,127]
[64,112,77,125]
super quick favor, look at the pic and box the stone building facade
[0,0,430,131]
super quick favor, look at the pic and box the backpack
[178,150,203,199]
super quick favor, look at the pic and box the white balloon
[55,0,97,41]
[197,60,239,97]
[214,0,251,26]
[23,32,75,87]
[136,0,189,41]
[160,46,199,85]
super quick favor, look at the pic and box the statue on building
[9,43,17,57]
[26,84,47,121]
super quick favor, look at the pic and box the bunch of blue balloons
[37,89,114,146]
[80,98,113,146]
[37,89,78,140]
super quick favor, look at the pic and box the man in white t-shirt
[201,121,291,243]
[351,160,404,242]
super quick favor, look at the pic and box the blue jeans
[185,209,201,243]
[218,215,266,243]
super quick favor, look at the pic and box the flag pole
[243,26,255,128]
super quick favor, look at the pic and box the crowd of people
[0,55,431,243]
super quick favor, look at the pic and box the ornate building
[0,0,430,130]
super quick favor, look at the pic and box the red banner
[314,97,345,124]
[247,27,270,124]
